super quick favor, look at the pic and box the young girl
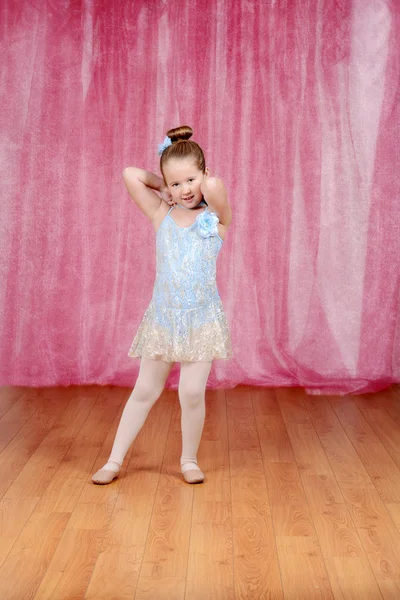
[92,125,232,485]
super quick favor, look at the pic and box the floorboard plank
[330,396,400,504]
[304,396,400,598]
[185,389,235,600]
[355,395,400,469]
[0,387,99,567]
[228,388,283,600]
[277,388,383,600]
[0,386,126,600]
[83,390,175,600]
[135,398,192,600]
[0,388,74,497]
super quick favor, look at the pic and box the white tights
[103,357,212,473]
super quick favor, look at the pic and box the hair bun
[166,125,193,143]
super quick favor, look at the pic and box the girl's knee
[132,381,164,402]
[178,386,205,408]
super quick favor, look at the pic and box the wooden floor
[0,385,400,599]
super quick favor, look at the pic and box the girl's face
[163,157,208,209]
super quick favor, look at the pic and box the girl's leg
[178,360,212,482]
[93,357,174,480]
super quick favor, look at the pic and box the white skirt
[128,298,232,362]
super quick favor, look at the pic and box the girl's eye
[188,179,194,182]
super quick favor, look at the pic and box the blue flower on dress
[196,209,220,238]
[158,136,172,155]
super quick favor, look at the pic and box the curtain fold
[1,0,399,393]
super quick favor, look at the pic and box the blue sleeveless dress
[128,203,232,362]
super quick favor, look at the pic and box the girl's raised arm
[201,177,232,229]
[122,167,170,221]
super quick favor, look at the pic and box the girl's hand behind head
[160,185,176,206]
[201,174,220,195]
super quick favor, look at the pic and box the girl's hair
[160,125,206,178]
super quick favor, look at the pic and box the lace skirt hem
[127,300,232,363]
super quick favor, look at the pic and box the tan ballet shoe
[92,467,120,485]
[181,464,205,484]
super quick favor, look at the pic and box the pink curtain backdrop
[1,1,399,394]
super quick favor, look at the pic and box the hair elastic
[158,136,172,155]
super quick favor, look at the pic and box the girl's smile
[163,157,209,209]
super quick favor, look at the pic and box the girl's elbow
[123,167,142,184]
[123,166,135,177]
